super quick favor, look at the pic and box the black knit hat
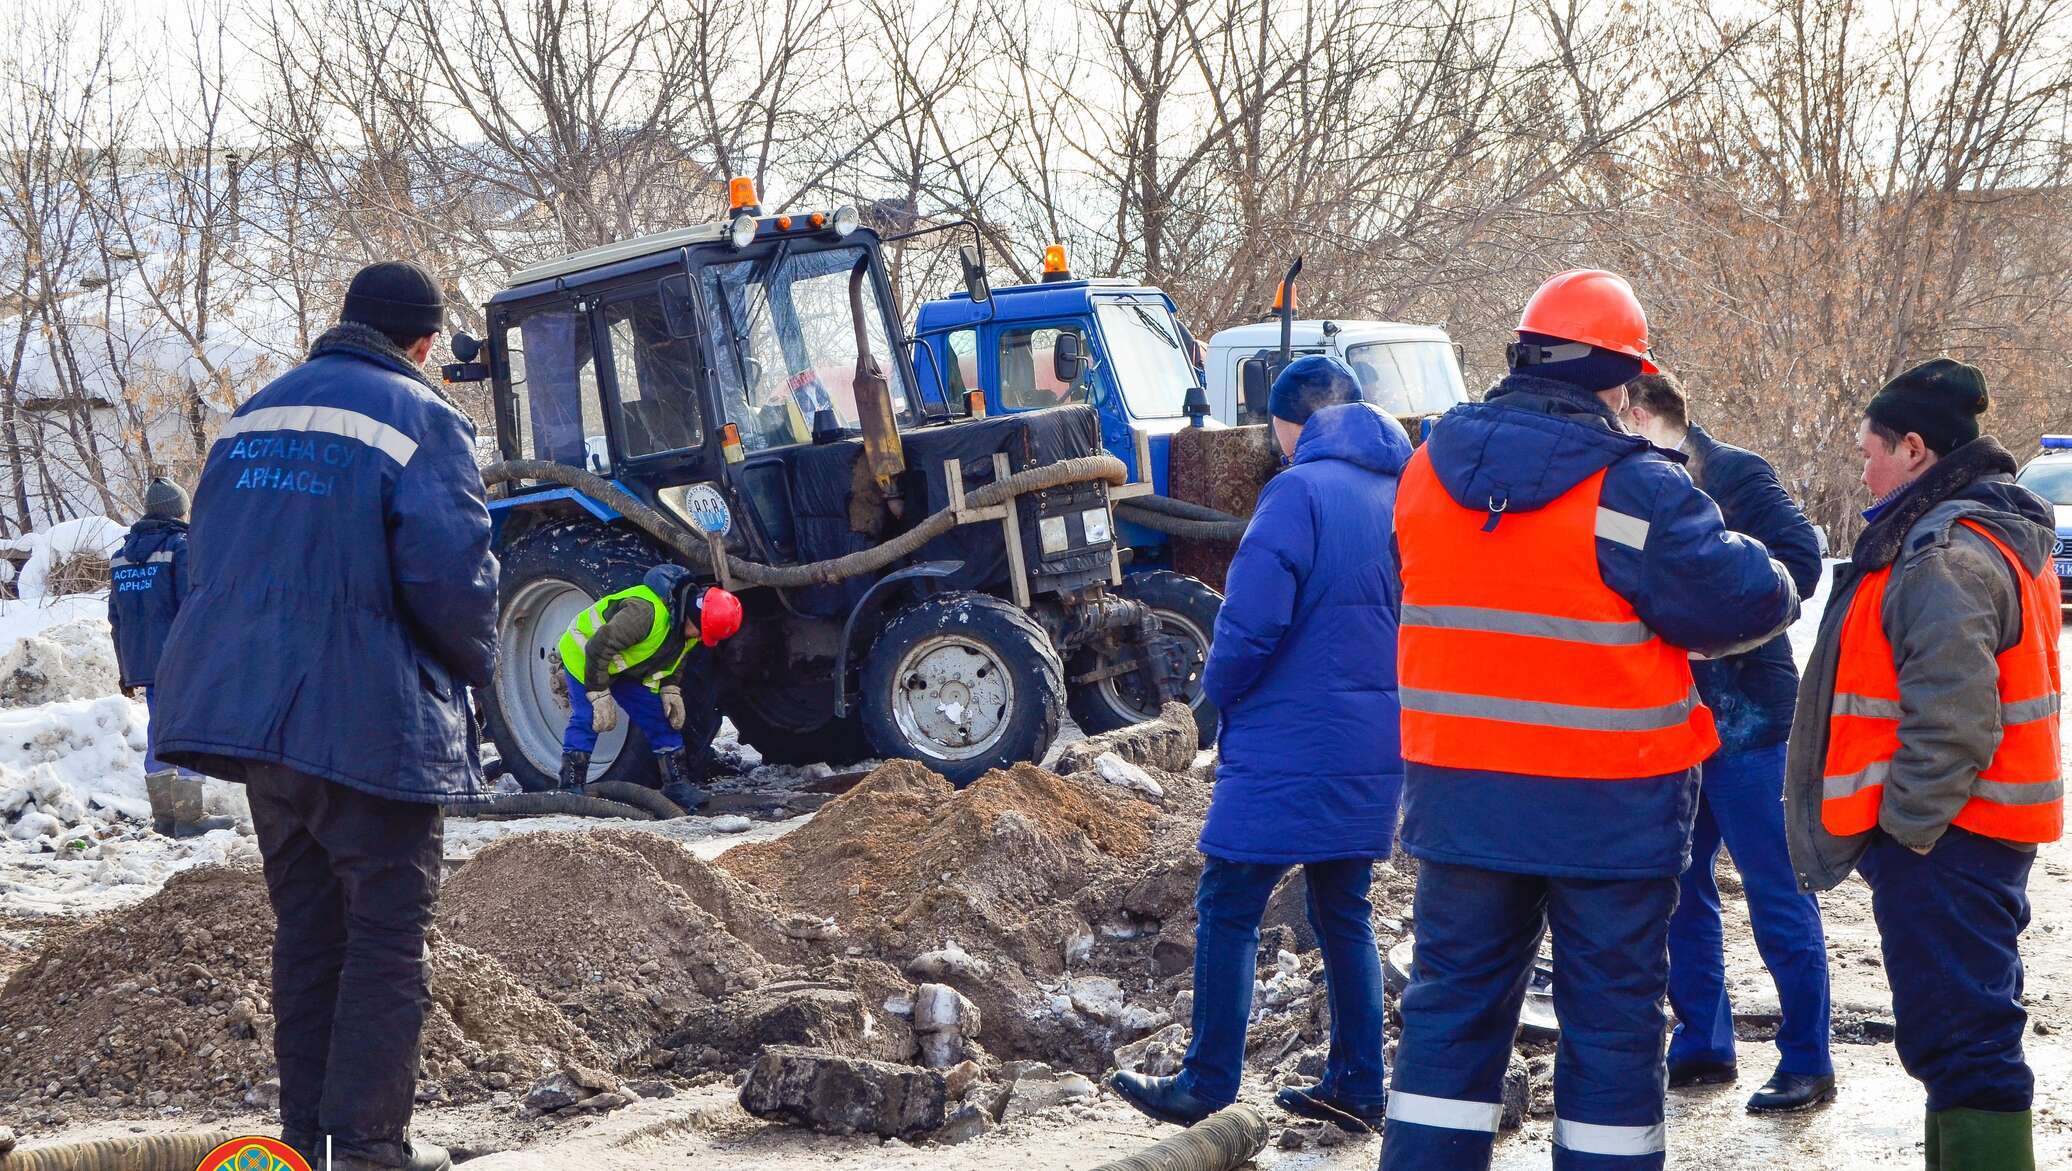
[1866,358,1989,456]
[341,261,445,340]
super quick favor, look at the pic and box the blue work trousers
[1858,827,2035,1112]
[143,686,196,778]
[560,670,683,756]
[1666,743,1832,1076]
[1383,860,1677,1171]
[1174,856,1387,1110]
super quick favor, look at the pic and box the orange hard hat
[699,586,743,644]
[1517,269,1659,373]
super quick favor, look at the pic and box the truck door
[987,321,1093,412]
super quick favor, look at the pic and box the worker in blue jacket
[1620,372,1834,1113]
[1384,271,1797,1171]
[1110,355,1409,1134]
[108,477,221,837]
[154,261,495,1171]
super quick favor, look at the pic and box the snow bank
[13,515,124,600]
[0,616,120,704]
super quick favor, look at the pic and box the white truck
[1203,317,1470,431]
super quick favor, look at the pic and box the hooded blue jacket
[107,517,189,689]
[153,325,500,804]
[1397,375,1797,879]
[1199,401,1412,863]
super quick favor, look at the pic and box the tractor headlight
[831,205,860,238]
[1081,507,1112,545]
[1039,516,1070,555]
[729,212,758,249]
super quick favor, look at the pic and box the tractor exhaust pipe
[849,254,907,519]
[1275,256,1302,368]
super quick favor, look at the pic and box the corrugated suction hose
[1089,1105,1270,1171]
[0,1130,244,1171]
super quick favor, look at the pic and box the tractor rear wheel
[859,592,1065,786]
[1066,570,1221,746]
[479,521,669,792]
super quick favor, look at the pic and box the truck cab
[1204,318,1468,434]
[2015,435,2072,608]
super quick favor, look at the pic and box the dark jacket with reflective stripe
[1683,424,1824,754]
[1397,375,1797,879]
[1786,439,2056,890]
[107,517,189,688]
[153,325,500,803]
[1199,402,1411,863]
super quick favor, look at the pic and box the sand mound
[437,830,790,1059]
[0,864,605,1119]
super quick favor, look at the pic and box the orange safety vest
[1820,519,2063,843]
[1395,448,1719,779]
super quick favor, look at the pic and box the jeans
[1174,856,1387,1109]
[561,670,684,755]
[1666,743,1832,1076]
[1858,827,2035,1112]
[246,763,443,1167]
[1384,861,1677,1171]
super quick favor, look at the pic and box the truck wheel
[479,521,667,792]
[723,679,873,768]
[1066,570,1222,747]
[860,592,1064,787]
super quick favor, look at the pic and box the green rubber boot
[1937,1107,2033,1171]
[1926,1111,1940,1171]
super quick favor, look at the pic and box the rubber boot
[1936,1107,2033,1171]
[1926,1111,1940,1171]
[560,750,591,792]
[169,776,232,838]
[144,770,178,836]
[332,1139,452,1171]
[657,748,708,814]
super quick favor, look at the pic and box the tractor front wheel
[859,592,1065,787]
[1066,570,1222,746]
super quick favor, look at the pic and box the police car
[2015,435,2072,607]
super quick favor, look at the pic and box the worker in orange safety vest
[1784,358,2060,1169]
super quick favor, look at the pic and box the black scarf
[1851,436,2019,569]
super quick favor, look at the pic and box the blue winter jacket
[1682,424,1824,754]
[107,517,189,689]
[1199,401,1412,863]
[1397,375,1797,879]
[153,325,500,804]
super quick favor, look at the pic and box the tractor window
[699,244,914,453]
[506,306,610,473]
[944,328,977,400]
[602,293,704,459]
[998,325,1089,411]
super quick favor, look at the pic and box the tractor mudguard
[831,559,965,717]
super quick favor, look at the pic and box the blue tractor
[911,246,1227,741]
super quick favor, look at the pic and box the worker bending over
[1384,270,1797,1171]
[1786,359,2060,1169]
[559,564,742,813]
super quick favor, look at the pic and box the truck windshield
[2017,461,2072,505]
[1095,300,1197,419]
[700,244,914,452]
[1345,341,1466,416]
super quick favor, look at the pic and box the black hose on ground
[482,455,1127,590]
[1088,1106,1269,1171]
[0,1132,243,1171]
[444,791,653,820]
[1114,502,1248,542]
[584,780,687,819]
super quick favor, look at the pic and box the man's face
[1272,416,1304,458]
[1859,418,1935,500]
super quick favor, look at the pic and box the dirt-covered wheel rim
[496,576,628,782]
[889,633,1017,762]
[1096,606,1211,724]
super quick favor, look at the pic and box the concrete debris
[708,814,755,833]
[1113,1023,1188,1077]
[522,1072,592,1115]
[1501,1052,1531,1132]
[1054,702,1198,776]
[1067,975,1126,1023]
[934,1102,992,1145]
[914,983,984,1068]
[739,1045,948,1138]
[997,1062,1098,1121]
[1091,753,1165,801]
[907,941,993,984]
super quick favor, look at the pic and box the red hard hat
[1517,269,1660,373]
[699,586,743,644]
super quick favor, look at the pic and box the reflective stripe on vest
[557,585,689,692]
[1394,448,1718,779]
[1820,519,2064,844]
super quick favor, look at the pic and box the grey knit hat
[144,477,190,520]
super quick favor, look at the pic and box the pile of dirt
[0,865,607,1120]
[437,829,799,1060]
